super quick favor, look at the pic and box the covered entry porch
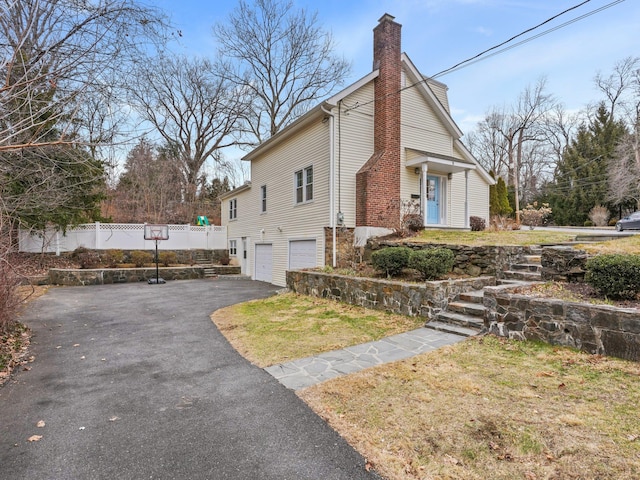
[406,150,478,229]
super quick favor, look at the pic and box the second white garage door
[254,244,273,283]
[289,240,317,271]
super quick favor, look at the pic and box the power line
[432,0,626,79]
[344,0,624,114]
[431,0,593,78]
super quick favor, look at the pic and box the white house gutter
[321,103,337,267]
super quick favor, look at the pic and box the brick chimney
[355,14,402,229]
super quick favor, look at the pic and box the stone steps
[501,249,543,283]
[203,267,218,279]
[426,289,486,337]
[424,320,481,337]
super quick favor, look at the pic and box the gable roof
[242,70,379,162]
[241,51,492,185]
[401,53,463,139]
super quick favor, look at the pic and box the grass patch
[300,336,640,480]
[211,292,424,367]
[577,235,640,255]
[411,229,576,246]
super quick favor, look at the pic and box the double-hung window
[260,185,267,213]
[295,166,313,204]
[229,239,237,256]
[229,198,237,220]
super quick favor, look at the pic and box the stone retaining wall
[369,242,539,278]
[286,270,495,318]
[541,246,589,282]
[483,285,640,361]
[49,267,205,286]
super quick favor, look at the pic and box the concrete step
[434,311,484,330]
[523,254,541,263]
[447,300,485,317]
[510,263,542,273]
[502,270,541,281]
[497,278,536,287]
[425,320,481,337]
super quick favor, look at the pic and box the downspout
[321,103,337,267]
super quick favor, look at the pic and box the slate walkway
[265,327,466,390]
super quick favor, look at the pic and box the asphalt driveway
[0,279,381,480]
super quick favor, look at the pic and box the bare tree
[128,54,252,219]
[213,0,350,143]
[479,78,555,222]
[107,138,182,223]
[595,56,640,123]
[0,0,168,151]
[467,109,511,178]
[607,62,640,210]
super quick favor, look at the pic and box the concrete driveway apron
[0,279,382,480]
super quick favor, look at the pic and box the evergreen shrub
[585,254,640,300]
[371,247,411,278]
[408,248,455,280]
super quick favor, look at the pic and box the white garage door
[254,244,273,283]
[289,240,317,270]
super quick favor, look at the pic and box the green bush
[408,248,455,280]
[371,247,411,278]
[585,254,640,300]
[158,251,177,267]
[131,250,153,267]
[584,220,594,227]
[102,249,124,267]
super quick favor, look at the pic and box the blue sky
[149,0,638,162]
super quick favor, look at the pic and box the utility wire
[431,0,592,78]
[344,0,624,113]
[432,0,626,79]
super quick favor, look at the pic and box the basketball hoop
[144,224,169,241]
[144,224,169,284]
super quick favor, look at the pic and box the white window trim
[294,165,313,205]
[260,185,267,213]
[229,198,237,221]
[229,239,237,256]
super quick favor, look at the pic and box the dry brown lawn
[299,335,640,480]
[211,292,424,367]
[213,288,640,480]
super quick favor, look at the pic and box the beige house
[221,14,494,287]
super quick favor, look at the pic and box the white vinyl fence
[19,223,227,254]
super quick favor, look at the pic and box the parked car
[615,212,640,231]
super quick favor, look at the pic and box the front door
[427,175,440,224]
